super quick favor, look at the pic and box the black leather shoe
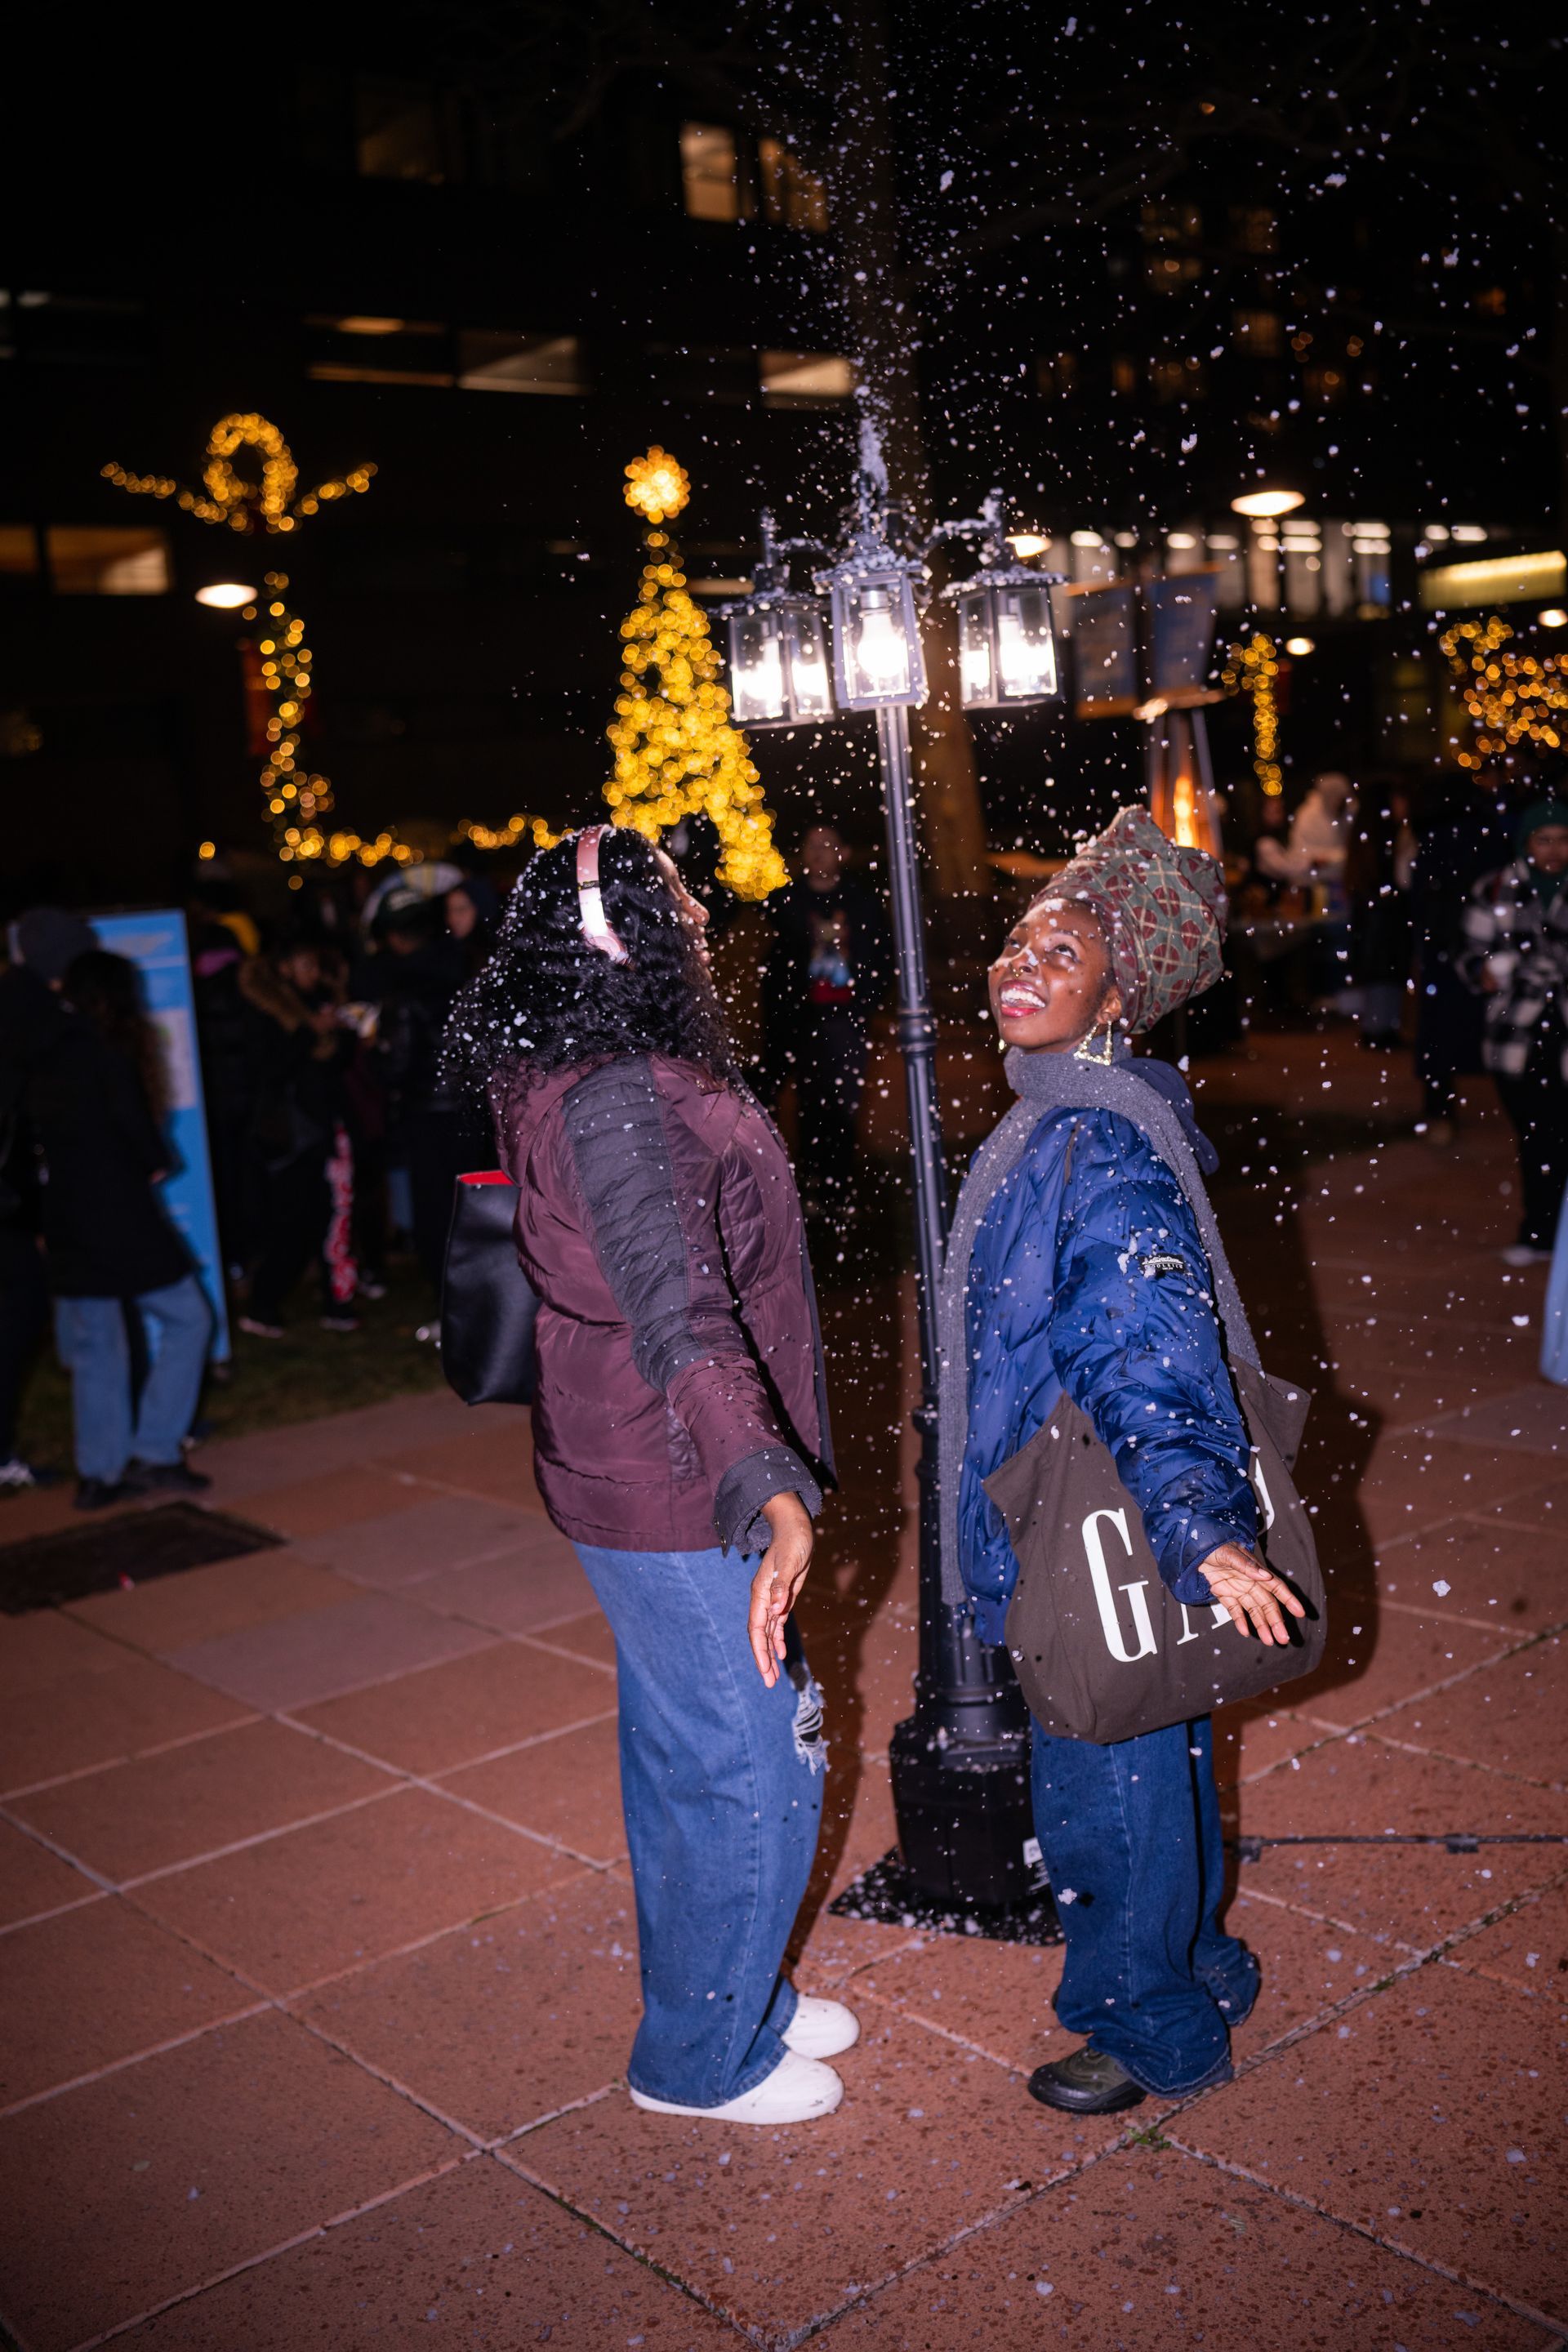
[1027,2042,1147,2114]
[74,1477,134,1512]
[128,1460,212,1493]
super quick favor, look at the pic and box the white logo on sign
[1082,1508,1157,1663]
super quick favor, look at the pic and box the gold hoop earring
[1073,1019,1116,1067]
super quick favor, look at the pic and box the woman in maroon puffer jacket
[443,826,858,2126]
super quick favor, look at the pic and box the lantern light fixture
[815,471,929,710]
[717,511,835,728]
[940,489,1065,710]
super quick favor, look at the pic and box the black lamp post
[724,462,1067,1922]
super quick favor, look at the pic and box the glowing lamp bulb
[1538,608,1568,629]
[1284,636,1316,657]
[1231,488,1305,519]
[195,581,257,609]
[854,594,911,695]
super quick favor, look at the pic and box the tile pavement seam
[488,2078,620,2147]
[0,2001,273,2121]
[761,2126,1161,2351]
[0,1887,106,1941]
[1236,1617,1568,1788]
[270,1864,608,2001]
[1378,1593,1548,1637]
[163,1619,510,1713]
[1361,1724,1567,1796]
[384,1467,555,1523]
[0,1712,261,1804]
[108,1784,408,1891]
[329,1531,547,1588]
[271,2002,493,2150]
[58,2149,479,2352]
[1153,2136,1566,2337]
[489,2140,841,2350]
[849,1984,1029,2076]
[275,1703,622,1797]
[0,1805,120,1894]
[513,1632,618,1675]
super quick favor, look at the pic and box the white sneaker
[628,2049,844,2123]
[782,1996,861,2060]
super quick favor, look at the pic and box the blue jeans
[1030,1713,1258,2096]
[572,1542,826,2108]
[54,1276,212,1483]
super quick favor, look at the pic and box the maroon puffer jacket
[495,1052,832,1554]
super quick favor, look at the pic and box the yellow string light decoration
[1439,613,1568,768]
[105,415,559,871]
[105,414,377,859]
[1220,632,1283,795]
[604,446,787,901]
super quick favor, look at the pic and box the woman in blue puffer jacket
[945,808,1303,2116]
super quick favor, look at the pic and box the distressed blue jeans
[1030,1713,1258,2096]
[572,1542,826,2108]
[53,1276,212,1485]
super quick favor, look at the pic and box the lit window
[1230,207,1277,255]
[7,292,149,367]
[681,123,749,221]
[1140,203,1202,288]
[1036,352,1079,398]
[1111,354,1138,394]
[760,350,857,405]
[457,332,586,394]
[305,316,452,386]
[757,136,829,231]
[47,526,170,595]
[0,526,40,577]
[1234,310,1283,356]
[356,81,446,182]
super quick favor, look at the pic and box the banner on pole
[91,909,231,1364]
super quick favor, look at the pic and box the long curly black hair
[440,826,739,1098]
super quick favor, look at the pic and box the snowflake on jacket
[1456,859,1568,1078]
[958,1107,1258,1645]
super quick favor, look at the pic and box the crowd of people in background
[2,773,1566,1512]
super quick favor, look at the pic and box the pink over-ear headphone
[575,825,630,965]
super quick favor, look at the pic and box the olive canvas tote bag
[985,1355,1326,1745]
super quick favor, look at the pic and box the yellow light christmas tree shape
[1440,613,1568,767]
[604,446,787,901]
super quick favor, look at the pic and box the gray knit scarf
[934,1044,1258,1606]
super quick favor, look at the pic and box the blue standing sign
[91,910,231,1364]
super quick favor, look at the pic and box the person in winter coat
[1457,795,1568,1261]
[28,951,212,1510]
[443,825,847,2127]
[237,941,357,1337]
[1346,778,1417,1048]
[1410,771,1512,1139]
[757,825,892,1209]
[356,891,470,1299]
[946,807,1303,2116]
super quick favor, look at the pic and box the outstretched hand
[1199,1542,1307,1647]
[748,1491,813,1686]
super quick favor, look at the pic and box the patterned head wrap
[1032,804,1227,1034]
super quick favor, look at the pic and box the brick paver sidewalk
[1,1032,1564,2350]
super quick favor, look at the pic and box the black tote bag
[985,1356,1326,1746]
[439,1171,540,1407]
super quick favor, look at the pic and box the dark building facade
[2,21,1560,907]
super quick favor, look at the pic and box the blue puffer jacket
[959,1098,1258,1645]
